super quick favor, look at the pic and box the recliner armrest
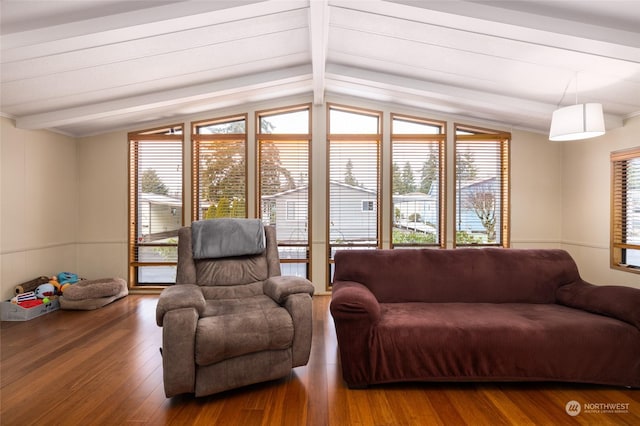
[556,280,640,329]
[156,284,206,326]
[264,276,314,304]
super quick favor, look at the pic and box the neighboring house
[261,186,309,244]
[456,176,500,236]
[328,181,378,243]
[262,181,378,244]
[392,176,500,238]
[139,193,182,241]
[393,192,438,234]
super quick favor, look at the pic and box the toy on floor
[35,283,56,298]
[14,276,49,295]
[57,272,79,285]
[10,291,47,309]
[50,272,81,294]
[13,291,36,304]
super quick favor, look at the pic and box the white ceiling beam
[1,0,307,61]
[334,0,640,64]
[325,64,624,132]
[16,65,312,130]
[327,64,555,115]
[308,0,330,105]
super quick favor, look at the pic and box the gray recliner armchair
[156,219,314,397]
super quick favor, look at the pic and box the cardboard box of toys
[0,275,65,321]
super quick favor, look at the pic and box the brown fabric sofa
[156,223,314,397]
[330,248,640,388]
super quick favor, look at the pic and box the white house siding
[263,187,309,245]
[329,182,377,243]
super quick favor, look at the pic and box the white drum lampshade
[549,103,605,141]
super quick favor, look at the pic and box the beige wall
[76,131,129,282]
[2,98,638,300]
[501,129,564,249]
[561,115,640,288]
[1,117,78,300]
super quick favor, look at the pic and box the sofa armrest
[556,280,640,329]
[330,280,381,388]
[330,280,381,325]
[156,284,206,326]
[264,275,314,304]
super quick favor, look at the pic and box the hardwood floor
[1,294,638,425]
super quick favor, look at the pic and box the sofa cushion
[333,248,580,303]
[368,303,640,386]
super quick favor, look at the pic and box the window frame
[128,124,184,289]
[256,103,312,279]
[611,146,640,274]
[453,124,511,248]
[191,114,248,221]
[390,113,446,249]
[327,103,383,288]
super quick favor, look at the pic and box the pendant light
[549,75,605,141]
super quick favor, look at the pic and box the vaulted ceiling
[1,0,639,137]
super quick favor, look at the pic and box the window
[391,114,446,248]
[129,124,184,286]
[192,115,247,220]
[328,104,382,284]
[361,200,374,212]
[454,125,510,247]
[257,105,311,278]
[611,147,640,272]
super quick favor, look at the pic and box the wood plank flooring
[1,295,638,425]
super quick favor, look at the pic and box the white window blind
[391,114,445,248]
[328,105,381,251]
[257,105,311,277]
[192,115,247,220]
[129,125,183,286]
[611,147,640,271]
[454,127,510,247]
[258,137,309,242]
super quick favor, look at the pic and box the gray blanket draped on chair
[191,218,265,259]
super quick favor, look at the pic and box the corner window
[611,147,640,272]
